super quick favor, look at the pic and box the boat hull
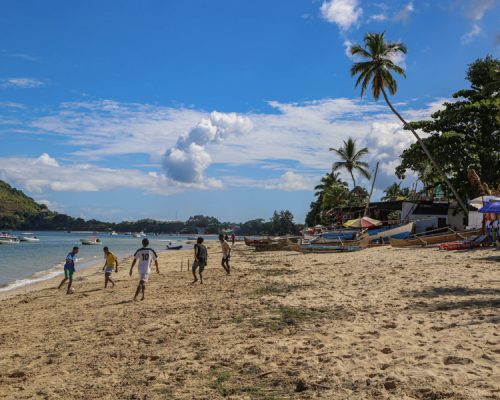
[390,229,481,247]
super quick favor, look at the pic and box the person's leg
[221,258,229,274]
[192,262,198,283]
[58,277,67,289]
[199,265,204,284]
[66,278,73,294]
[134,282,141,300]
[141,281,146,300]
[104,273,109,288]
[225,258,231,275]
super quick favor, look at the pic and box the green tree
[381,183,410,201]
[350,32,468,213]
[330,137,371,188]
[269,210,297,235]
[395,56,500,198]
[321,182,350,210]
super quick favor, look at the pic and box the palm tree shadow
[403,287,500,298]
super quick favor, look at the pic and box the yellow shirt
[104,252,118,267]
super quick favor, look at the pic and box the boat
[0,232,19,244]
[19,233,40,242]
[390,228,481,248]
[132,231,146,238]
[166,242,183,250]
[364,222,414,243]
[80,236,102,245]
[109,231,118,236]
[299,244,362,253]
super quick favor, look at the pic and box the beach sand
[0,243,499,399]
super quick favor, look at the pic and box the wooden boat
[390,228,481,248]
[299,244,362,253]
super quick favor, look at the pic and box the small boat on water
[19,233,40,242]
[80,236,102,245]
[132,231,146,238]
[390,228,481,248]
[0,232,19,244]
[109,231,118,236]
[166,241,183,250]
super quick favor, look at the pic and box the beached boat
[0,232,19,244]
[364,222,414,243]
[166,241,183,250]
[80,236,102,245]
[19,233,40,242]
[299,244,362,253]
[390,228,481,248]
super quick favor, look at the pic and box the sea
[0,231,201,292]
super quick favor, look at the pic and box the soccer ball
[69,287,75,294]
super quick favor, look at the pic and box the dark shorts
[192,260,206,273]
[222,255,230,263]
[64,267,75,279]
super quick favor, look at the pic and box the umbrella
[343,216,382,228]
[478,201,500,214]
[470,195,500,209]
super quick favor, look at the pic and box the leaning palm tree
[350,32,468,213]
[330,137,371,188]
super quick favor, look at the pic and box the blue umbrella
[479,201,500,213]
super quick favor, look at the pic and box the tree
[321,181,350,210]
[381,183,410,201]
[330,137,371,188]
[269,210,297,235]
[396,56,500,198]
[350,32,468,213]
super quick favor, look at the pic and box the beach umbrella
[478,201,500,214]
[343,216,382,228]
[470,195,500,209]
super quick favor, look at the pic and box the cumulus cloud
[162,112,252,183]
[2,78,44,88]
[461,24,481,44]
[267,172,315,191]
[394,1,414,21]
[320,0,362,31]
[368,13,387,22]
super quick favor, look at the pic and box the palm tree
[314,171,344,197]
[382,182,409,201]
[350,32,468,213]
[330,137,371,189]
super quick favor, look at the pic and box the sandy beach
[0,243,499,399]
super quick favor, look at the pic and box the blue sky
[0,0,498,223]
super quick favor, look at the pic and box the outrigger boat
[299,244,362,253]
[390,228,481,248]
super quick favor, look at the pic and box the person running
[58,246,79,294]
[231,233,236,245]
[219,234,231,275]
[192,237,208,284]
[102,246,118,288]
[129,238,159,301]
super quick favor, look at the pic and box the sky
[0,0,498,223]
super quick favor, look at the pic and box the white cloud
[0,154,219,196]
[2,78,44,88]
[394,1,414,21]
[320,0,362,30]
[162,111,252,183]
[461,24,481,44]
[463,0,495,20]
[269,171,315,191]
[368,13,387,22]
[389,50,407,69]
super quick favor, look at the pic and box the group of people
[58,234,233,300]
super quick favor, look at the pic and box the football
[69,287,75,294]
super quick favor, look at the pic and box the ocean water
[0,231,198,292]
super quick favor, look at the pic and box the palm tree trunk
[349,171,356,189]
[381,88,469,214]
[364,162,379,217]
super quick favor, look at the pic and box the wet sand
[0,243,499,399]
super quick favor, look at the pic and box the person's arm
[155,259,160,274]
[194,245,198,261]
[129,259,137,276]
[115,258,119,273]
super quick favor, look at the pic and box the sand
[0,243,499,399]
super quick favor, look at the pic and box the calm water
[0,231,198,291]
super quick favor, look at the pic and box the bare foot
[191,279,198,284]
[140,297,145,301]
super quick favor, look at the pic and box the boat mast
[363,162,379,218]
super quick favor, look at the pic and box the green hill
[0,180,46,217]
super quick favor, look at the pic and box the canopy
[479,201,500,214]
[343,216,382,228]
[470,195,500,209]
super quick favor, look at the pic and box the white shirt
[134,247,158,274]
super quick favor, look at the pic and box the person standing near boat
[58,246,79,294]
[219,234,231,275]
[129,238,159,301]
[192,237,208,284]
[102,246,118,288]
[492,217,499,247]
